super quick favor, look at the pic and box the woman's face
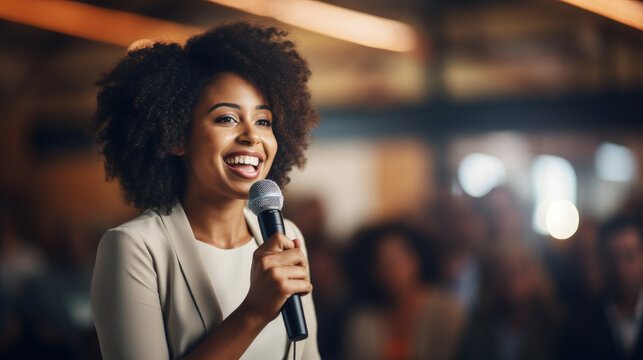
[373,235,421,295]
[494,251,537,306]
[183,72,277,201]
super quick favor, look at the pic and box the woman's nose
[237,122,260,145]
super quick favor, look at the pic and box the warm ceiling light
[206,0,419,52]
[0,0,200,46]
[559,0,643,31]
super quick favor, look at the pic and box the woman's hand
[183,234,312,360]
[240,233,312,327]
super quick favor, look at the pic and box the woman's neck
[182,187,251,249]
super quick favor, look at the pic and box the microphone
[248,179,308,341]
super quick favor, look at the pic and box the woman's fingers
[244,234,312,324]
[262,233,295,252]
[283,279,313,296]
[268,265,309,281]
[256,233,306,269]
[258,248,307,270]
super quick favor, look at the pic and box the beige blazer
[91,202,320,360]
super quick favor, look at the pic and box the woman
[344,223,465,360]
[91,23,321,360]
[456,242,562,360]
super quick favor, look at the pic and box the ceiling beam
[559,0,643,31]
[0,0,200,47]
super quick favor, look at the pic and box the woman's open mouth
[224,154,262,179]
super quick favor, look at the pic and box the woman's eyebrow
[207,103,271,113]
[208,102,240,113]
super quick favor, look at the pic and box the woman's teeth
[225,155,260,167]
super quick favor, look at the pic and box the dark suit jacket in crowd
[560,299,642,360]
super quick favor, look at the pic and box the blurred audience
[474,187,529,248]
[344,223,464,360]
[545,219,603,312]
[420,191,487,314]
[2,169,642,360]
[0,196,100,359]
[0,196,47,357]
[560,215,643,360]
[457,242,562,360]
[284,196,349,360]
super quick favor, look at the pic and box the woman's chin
[226,181,257,200]
[220,168,271,200]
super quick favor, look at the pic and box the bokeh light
[531,155,577,235]
[458,153,507,198]
[595,142,636,182]
[545,199,580,239]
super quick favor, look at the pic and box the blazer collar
[243,206,265,245]
[159,202,264,334]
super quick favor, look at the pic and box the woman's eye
[256,119,272,127]
[215,115,237,124]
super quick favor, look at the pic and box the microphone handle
[257,209,309,341]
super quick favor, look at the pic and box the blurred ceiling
[0,0,642,114]
[1,0,641,238]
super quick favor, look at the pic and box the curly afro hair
[94,22,320,213]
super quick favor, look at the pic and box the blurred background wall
[0,0,642,359]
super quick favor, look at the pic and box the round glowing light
[458,153,506,198]
[595,142,636,182]
[545,200,580,240]
[531,155,577,235]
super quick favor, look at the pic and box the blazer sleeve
[91,228,170,360]
[285,220,321,360]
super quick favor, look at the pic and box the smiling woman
[181,73,278,211]
[90,22,320,360]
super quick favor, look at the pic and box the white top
[606,288,643,356]
[195,238,288,360]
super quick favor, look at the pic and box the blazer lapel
[160,203,266,335]
[160,202,222,334]
[244,206,264,246]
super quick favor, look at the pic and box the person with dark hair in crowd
[457,242,562,360]
[419,191,487,314]
[560,216,643,360]
[283,196,348,360]
[90,22,321,359]
[344,223,465,360]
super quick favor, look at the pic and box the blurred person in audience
[285,196,349,360]
[0,196,44,298]
[344,223,464,360]
[5,218,99,359]
[560,215,643,360]
[0,195,46,357]
[572,220,603,300]
[546,220,603,313]
[474,186,530,248]
[422,192,487,314]
[457,242,562,360]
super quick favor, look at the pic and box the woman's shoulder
[98,208,169,254]
[113,208,164,233]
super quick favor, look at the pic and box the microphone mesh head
[248,179,284,215]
